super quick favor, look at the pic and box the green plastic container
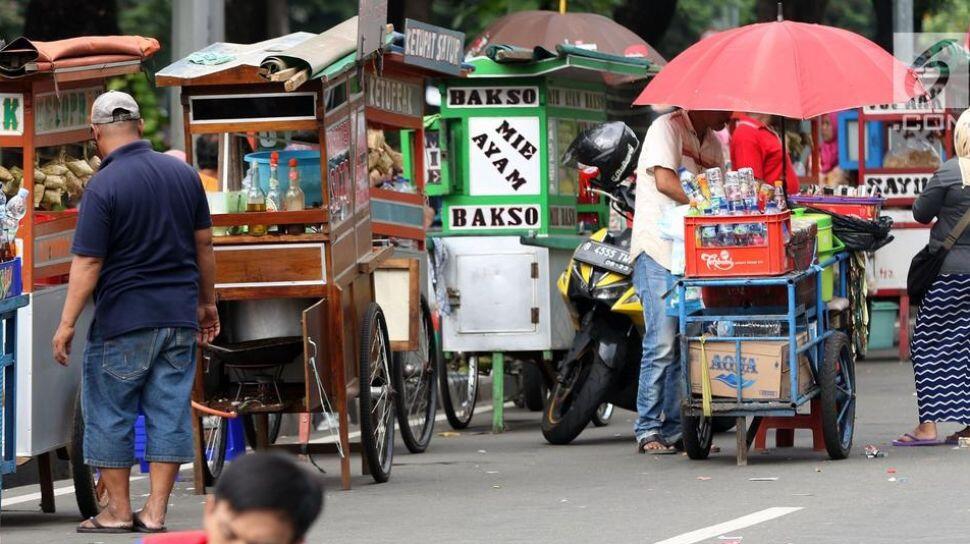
[869,300,899,350]
[794,208,837,300]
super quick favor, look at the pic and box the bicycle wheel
[242,413,282,448]
[820,331,856,460]
[359,302,395,483]
[439,352,479,430]
[71,390,105,519]
[200,415,228,485]
[393,297,438,453]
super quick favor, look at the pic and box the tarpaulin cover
[0,35,159,77]
[259,17,358,80]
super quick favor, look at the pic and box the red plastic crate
[685,211,792,277]
[789,196,882,220]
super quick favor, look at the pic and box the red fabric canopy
[634,21,922,119]
[0,35,159,76]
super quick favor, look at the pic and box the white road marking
[2,402,505,505]
[652,507,804,544]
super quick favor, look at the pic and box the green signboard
[0,93,24,136]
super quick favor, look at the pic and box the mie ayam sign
[403,19,464,76]
[468,116,540,196]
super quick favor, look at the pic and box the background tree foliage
[0,0,965,149]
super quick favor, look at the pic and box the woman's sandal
[638,435,677,455]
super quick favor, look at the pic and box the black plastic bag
[561,122,641,191]
[802,206,894,252]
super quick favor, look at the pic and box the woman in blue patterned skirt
[894,109,970,446]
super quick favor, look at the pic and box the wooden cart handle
[191,401,238,419]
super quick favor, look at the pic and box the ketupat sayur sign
[35,87,102,135]
[468,116,540,196]
[365,75,423,117]
[403,19,464,76]
[0,93,24,136]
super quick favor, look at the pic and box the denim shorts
[82,327,197,468]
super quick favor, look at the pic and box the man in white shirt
[633,108,730,454]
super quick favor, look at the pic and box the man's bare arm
[654,166,689,204]
[53,256,102,364]
[195,228,216,305]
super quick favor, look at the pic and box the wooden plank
[265,67,299,82]
[357,245,395,274]
[326,284,353,491]
[214,244,324,285]
[369,187,425,206]
[212,232,329,246]
[284,69,310,92]
[210,209,327,227]
[34,128,93,148]
[188,120,319,135]
[37,452,55,513]
[365,107,423,130]
[736,417,748,466]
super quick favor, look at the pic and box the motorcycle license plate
[573,240,634,275]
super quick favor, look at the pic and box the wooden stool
[753,398,825,451]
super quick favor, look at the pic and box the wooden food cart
[364,21,468,454]
[157,19,397,492]
[0,36,158,516]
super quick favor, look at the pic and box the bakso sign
[447,86,539,108]
[467,116,540,196]
[403,19,464,76]
[448,204,541,230]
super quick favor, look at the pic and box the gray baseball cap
[91,90,141,124]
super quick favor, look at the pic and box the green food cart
[428,45,659,431]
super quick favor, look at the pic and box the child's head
[204,452,324,544]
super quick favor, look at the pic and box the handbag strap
[943,206,970,250]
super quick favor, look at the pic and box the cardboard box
[688,333,813,401]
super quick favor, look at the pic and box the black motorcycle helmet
[561,122,641,191]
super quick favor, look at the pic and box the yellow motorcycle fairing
[611,286,643,325]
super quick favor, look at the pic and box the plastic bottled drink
[773,180,788,211]
[723,171,741,211]
[6,188,28,221]
[701,226,718,247]
[686,199,700,217]
[245,164,267,236]
[705,168,725,199]
[283,158,306,235]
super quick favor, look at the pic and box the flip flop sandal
[76,517,133,534]
[891,433,941,447]
[133,512,168,534]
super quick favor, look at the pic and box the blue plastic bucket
[244,150,323,208]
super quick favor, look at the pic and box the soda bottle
[734,223,750,246]
[758,183,775,213]
[701,226,718,247]
[724,171,741,210]
[773,180,788,211]
[245,163,267,236]
[283,158,306,235]
[696,173,712,200]
[686,199,700,217]
[6,188,28,221]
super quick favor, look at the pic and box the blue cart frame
[1,294,31,509]
[675,252,856,465]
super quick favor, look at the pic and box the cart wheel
[591,403,614,427]
[439,352,479,429]
[820,331,856,460]
[70,390,104,519]
[200,416,228,485]
[242,413,282,448]
[393,297,439,454]
[359,302,395,483]
[521,360,546,412]
[682,414,714,460]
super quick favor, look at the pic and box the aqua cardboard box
[688,333,813,401]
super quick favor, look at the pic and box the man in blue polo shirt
[52,91,219,534]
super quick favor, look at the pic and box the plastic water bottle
[6,188,28,221]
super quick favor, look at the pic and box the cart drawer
[214,243,326,290]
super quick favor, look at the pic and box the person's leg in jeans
[633,254,679,450]
[138,327,198,530]
[80,328,162,530]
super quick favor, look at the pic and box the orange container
[685,211,792,277]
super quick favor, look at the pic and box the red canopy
[634,21,922,119]
[0,36,160,76]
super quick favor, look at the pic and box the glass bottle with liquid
[283,158,306,235]
[265,152,282,233]
[245,163,267,236]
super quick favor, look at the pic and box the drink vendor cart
[157,17,400,492]
[0,36,159,515]
[363,21,469,453]
[431,41,660,432]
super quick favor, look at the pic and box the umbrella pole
[781,117,790,205]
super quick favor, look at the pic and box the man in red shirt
[730,112,800,196]
[141,453,323,544]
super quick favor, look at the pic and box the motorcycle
[541,123,733,445]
